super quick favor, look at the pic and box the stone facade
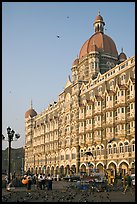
[24,13,135,178]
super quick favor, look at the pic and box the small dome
[25,108,37,118]
[72,58,79,66]
[118,52,127,62]
[95,14,103,22]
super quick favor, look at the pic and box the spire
[121,47,123,53]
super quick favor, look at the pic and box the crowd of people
[21,173,53,192]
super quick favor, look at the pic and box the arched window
[108,145,112,154]
[119,143,124,153]
[132,141,135,152]
[96,146,100,156]
[124,142,129,152]
[101,145,104,155]
[92,147,95,157]
[81,149,84,157]
[113,144,117,154]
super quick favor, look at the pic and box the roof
[79,32,118,59]
[25,108,37,118]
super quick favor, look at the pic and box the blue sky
[2,2,135,150]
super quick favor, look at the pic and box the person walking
[38,173,43,190]
[123,173,132,194]
[26,175,32,193]
[46,174,53,190]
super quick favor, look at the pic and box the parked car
[131,174,135,186]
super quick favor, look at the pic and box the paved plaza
[2,181,135,202]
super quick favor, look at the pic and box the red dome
[118,52,127,62]
[25,108,37,118]
[72,58,79,66]
[79,32,118,59]
[95,14,103,22]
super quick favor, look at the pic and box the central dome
[79,12,118,59]
[79,32,118,59]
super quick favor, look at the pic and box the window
[61,155,64,160]
[124,142,129,152]
[119,143,124,153]
[121,90,124,96]
[121,107,124,113]
[110,80,114,86]
[101,145,104,155]
[72,153,76,159]
[113,144,117,154]
[108,145,112,154]
[66,154,70,160]
[121,75,125,80]
[132,141,135,152]
[96,147,100,155]
[81,150,83,157]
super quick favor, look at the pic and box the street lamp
[2,127,20,184]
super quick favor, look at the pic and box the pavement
[2,181,136,202]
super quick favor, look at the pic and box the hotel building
[24,13,135,177]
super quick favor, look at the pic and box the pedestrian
[26,175,32,193]
[38,173,43,190]
[46,174,53,190]
[42,173,46,189]
[22,175,29,190]
[123,173,132,194]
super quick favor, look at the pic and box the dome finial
[98,10,100,15]
[121,47,123,53]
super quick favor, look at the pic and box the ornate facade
[24,13,135,177]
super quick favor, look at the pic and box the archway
[47,166,50,175]
[65,165,70,175]
[71,164,76,175]
[80,164,86,176]
[96,163,104,174]
[119,161,129,177]
[60,165,64,177]
[51,166,54,176]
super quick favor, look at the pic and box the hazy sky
[2,2,135,150]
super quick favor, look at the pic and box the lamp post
[2,127,20,184]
